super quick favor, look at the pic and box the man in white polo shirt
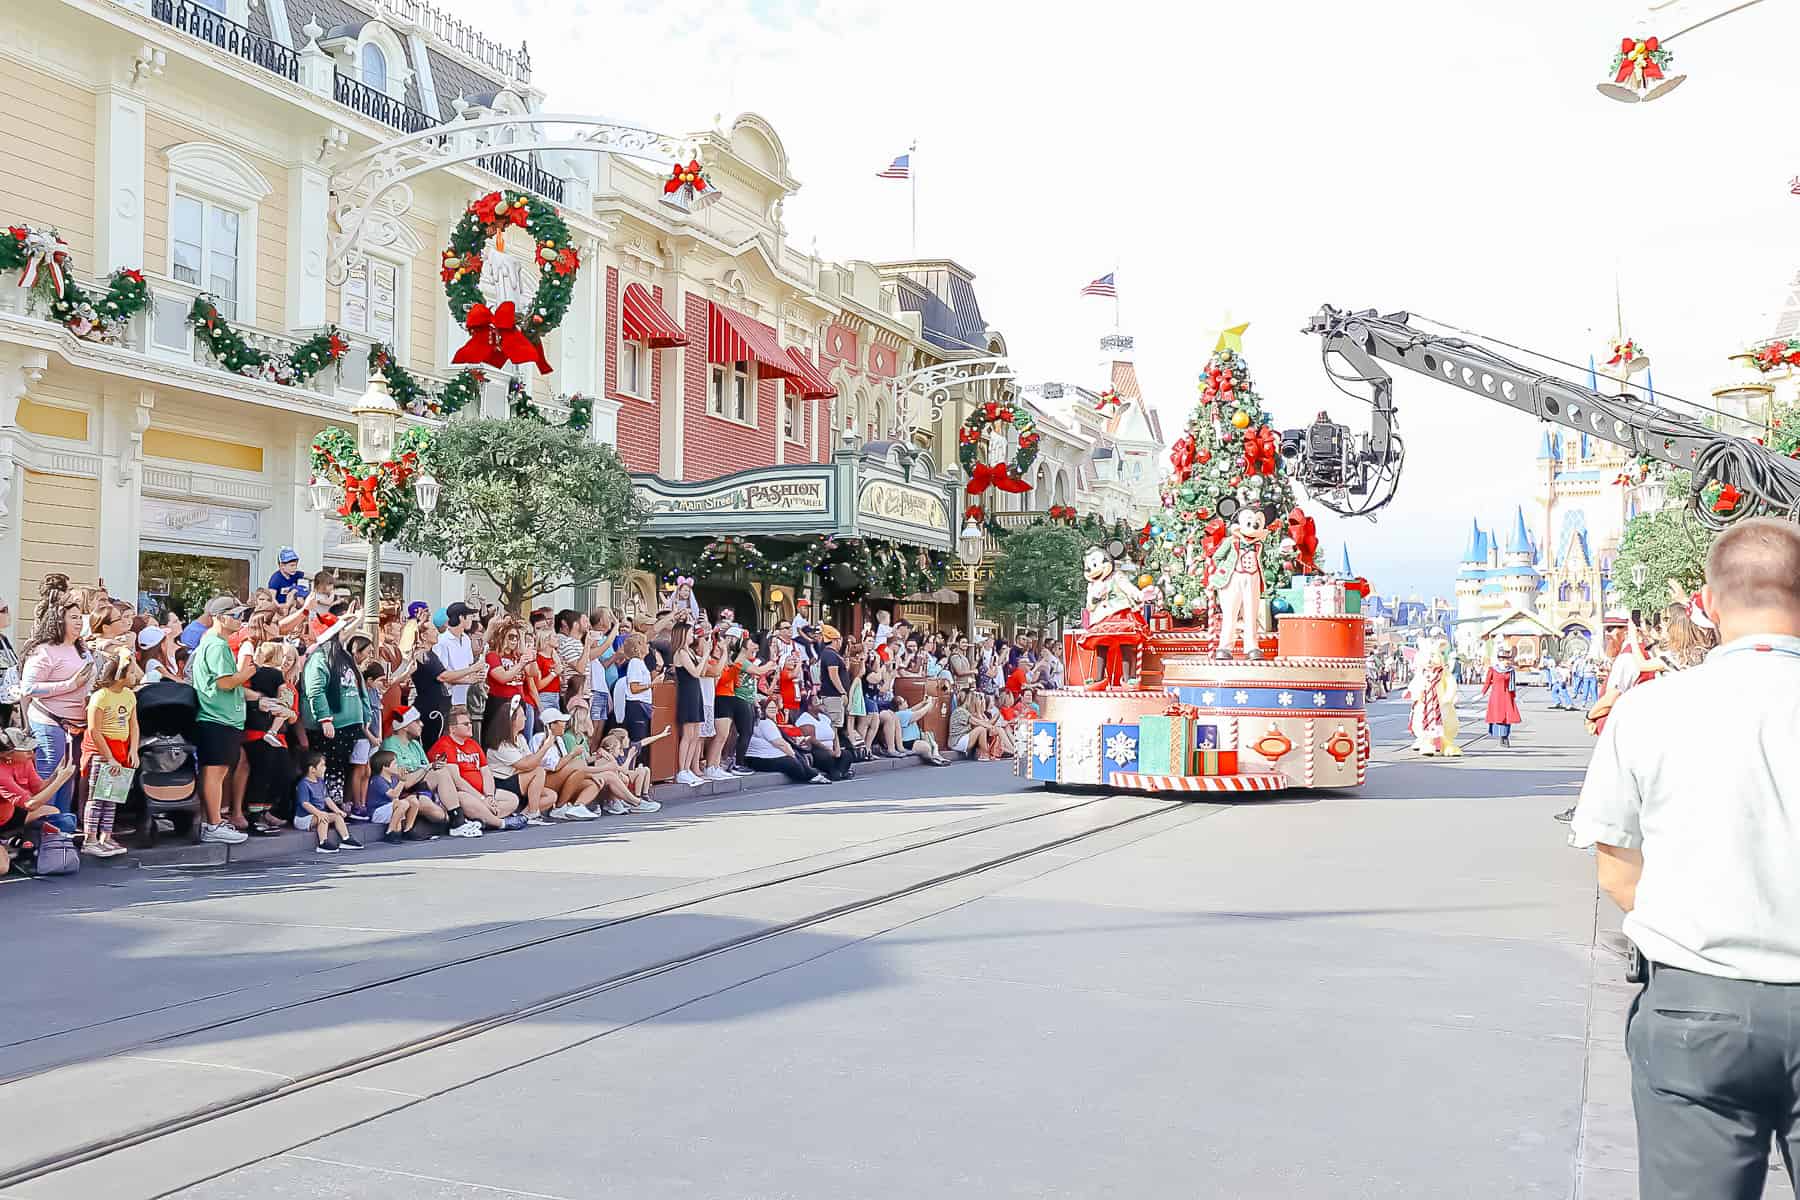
[1573,516,1800,1197]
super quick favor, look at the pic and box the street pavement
[0,685,1772,1198]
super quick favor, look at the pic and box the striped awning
[621,283,685,348]
[784,347,837,400]
[707,303,802,383]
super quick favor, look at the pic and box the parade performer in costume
[1482,644,1524,746]
[1406,639,1461,757]
[1210,507,1272,660]
[1078,546,1146,691]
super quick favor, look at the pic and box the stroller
[131,679,202,845]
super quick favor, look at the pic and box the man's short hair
[449,705,471,721]
[555,609,580,634]
[1706,516,1800,615]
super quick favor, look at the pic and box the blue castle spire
[1461,519,1488,564]
[1506,505,1533,556]
[1339,545,1353,577]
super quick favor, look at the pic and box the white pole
[909,139,918,254]
[1113,257,1120,335]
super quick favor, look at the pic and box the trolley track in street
[0,794,1196,1193]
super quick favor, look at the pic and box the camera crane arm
[1302,305,1800,527]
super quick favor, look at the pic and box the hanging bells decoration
[1598,35,1685,103]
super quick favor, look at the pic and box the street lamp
[957,518,985,637]
[308,477,339,513]
[1631,561,1648,589]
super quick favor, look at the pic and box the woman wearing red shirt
[482,620,527,749]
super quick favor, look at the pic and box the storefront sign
[857,480,948,536]
[641,478,828,517]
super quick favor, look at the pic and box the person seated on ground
[1015,687,1042,720]
[595,727,661,813]
[861,665,909,757]
[377,707,449,839]
[794,694,855,782]
[427,705,517,835]
[884,687,950,766]
[531,706,601,821]
[296,750,360,854]
[947,686,996,761]
[743,696,828,784]
[970,691,1018,757]
[364,749,425,845]
[483,696,559,825]
[996,688,1021,722]
[0,728,77,872]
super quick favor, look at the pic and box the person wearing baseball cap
[532,706,601,821]
[379,705,457,837]
[267,547,307,605]
[190,597,253,845]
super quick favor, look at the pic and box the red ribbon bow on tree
[1200,516,1229,558]
[965,462,1032,495]
[1242,426,1278,476]
[452,301,553,374]
[1170,433,1197,482]
[1203,362,1236,404]
[1286,507,1319,574]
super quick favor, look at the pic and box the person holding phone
[20,586,93,832]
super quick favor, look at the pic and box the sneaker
[81,842,109,857]
[315,842,340,854]
[675,770,704,787]
[808,773,831,785]
[703,767,731,782]
[563,805,600,821]
[501,813,529,831]
[525,813,553,826]
[155,816,175,834]
[448,820,484,838]
[346,809,372,823]
[200,822,249,845]
[1552,806,1576,824]
[626,797,661,813]
[602,798,629,815]
[728,765,755,777]
[341,835,365,850]
[383,831,405,845]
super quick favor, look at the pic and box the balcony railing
[150,0,298,82]
[333,72,438,134]
[475,151,566,204]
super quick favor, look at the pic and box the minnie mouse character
[1078,546,1147,691]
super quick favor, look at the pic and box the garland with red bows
[188,295,348,385]
[958,399,1039,495]
[1046,504,1079,523]
[443,190,578,375]
[1752,338,1800,373]
[0,222,151,342]
[309,424,436,543]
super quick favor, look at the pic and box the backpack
[33,829,80,876]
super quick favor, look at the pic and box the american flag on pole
[877,153,911,180]
[1080,272,1117,298]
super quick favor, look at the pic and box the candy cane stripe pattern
[1107,772,1287,793]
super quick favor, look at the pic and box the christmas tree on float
[1144,324,1313,621]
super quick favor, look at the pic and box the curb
[92,749,977,872]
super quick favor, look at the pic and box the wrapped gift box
[1138,712,1197,775]
[1344,590,1362,615]
[1274,586,1304,616]
[1100,723,1140,782]
[1194,723,1220,751]
[1196,748,1240,776]
[1303,582,1346,616]
[1027,721,1059,782]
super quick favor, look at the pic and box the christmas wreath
[309,424,435,543]
[0,222,151,342]
[958,399,1038,495]
[443,190,579,374]
[1753,338,1800,373]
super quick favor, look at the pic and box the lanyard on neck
[1716,639,1800,663]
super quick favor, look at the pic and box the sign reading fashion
[857,480,948,534]
[640,478,828,517]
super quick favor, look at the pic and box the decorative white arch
[891,354,1015,445]
[326,113,697,286]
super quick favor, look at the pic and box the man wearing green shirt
[379,706,456,836]
[190,596,252,845]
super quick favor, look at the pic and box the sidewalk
[74,747,972,871]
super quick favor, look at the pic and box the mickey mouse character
[1210,505,1274,660]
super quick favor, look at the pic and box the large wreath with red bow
[958,399,1039,495]
[309,425,436,544]
[442,190,579,375]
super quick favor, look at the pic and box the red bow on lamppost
[965,462,1032,495]
[452,300,553,374]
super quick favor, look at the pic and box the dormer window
[361,43,388,92]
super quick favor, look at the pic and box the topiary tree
[399,417,646,614]
[1613,482,1711,616]
[1143,334,1309,621]
[987,522,1089,630]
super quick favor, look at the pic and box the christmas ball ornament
[1231,411,1251,429]
[1137,574,1154,588]
[1172,594,1186,609]
[1272,596,1293,615]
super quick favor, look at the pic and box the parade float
[1018,328,1373,796]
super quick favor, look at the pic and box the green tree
[1613,499,1711,615]
[986,523,1089,629]
[400,417,645,614]
[1144,338,1305,620]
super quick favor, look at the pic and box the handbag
[90,759,136,806]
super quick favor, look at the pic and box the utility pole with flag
[878,143,917,252]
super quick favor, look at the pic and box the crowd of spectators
[0,556,1063,871]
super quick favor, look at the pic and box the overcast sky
[500,0,1797,599]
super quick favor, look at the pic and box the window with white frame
[339,256,401,346]
[782,381,804,443]
[620,339,648,398]
[172,193,243,319]
[361,43,388,92]
[709,361,755,424]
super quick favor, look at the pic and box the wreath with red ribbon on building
[958,399,1038,495]
[309,425,436,544]
[442,190,579,375]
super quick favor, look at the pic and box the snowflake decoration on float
[1313,692,1327,707]
[1233,691,1249,705]
[1200,691,1216,706]
[1104,731,1138,767]
[1345,692,1359,707]
[1032,729,1056,763]
[1277,692,1294,707]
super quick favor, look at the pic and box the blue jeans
[28,717,78,833]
